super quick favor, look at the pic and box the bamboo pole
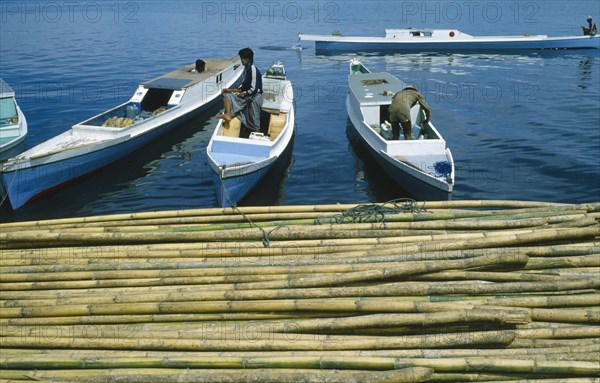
[1,344,599,359]
[0,200,577,230]
[1,212,592,234]
[0,367,435,383]
[429,375,600,383]
[1,278,597,307]
[8,289,594,310]
[1,200,599,383]
[2,225,598,251]
[0,253,530,292]
[0,329,516,350]
[0,356,597,375]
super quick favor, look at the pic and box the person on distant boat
[388,86,431,140]
[217,48,263,132]
[582,16,597,36]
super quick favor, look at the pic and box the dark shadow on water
[345,119,413,202]
[0,141,28,162]
[1,103,224,223]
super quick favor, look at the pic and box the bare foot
[216,113,233,122]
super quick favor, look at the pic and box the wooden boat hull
[0,58,244,209]
[208,111,295,208]
[345,59,454,200]
[0,105,211,209]
[346,96,452,201]
[0,79,28,155]
[207,63,295,208]
[0,110,27,154]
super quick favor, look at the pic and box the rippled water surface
[1,0,599,222]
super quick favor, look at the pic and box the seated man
[582,16,597,36]
[217,48,264,133]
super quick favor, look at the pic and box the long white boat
[299,28,600,52]
[0,56,243,210]
[207,61,294,208]
[0,78,28,155]
[346,59,454,200]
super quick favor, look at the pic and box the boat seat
[268,112,286,141]
[221,117,241,138]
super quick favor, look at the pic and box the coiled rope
[315,198,426,225]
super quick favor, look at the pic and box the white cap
[587,15,593,20]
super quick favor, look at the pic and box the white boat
[0,56,243,210]
[207,61,294,208]
[346,59,454,200]
[0,78,28,155]
[299,28,600,52]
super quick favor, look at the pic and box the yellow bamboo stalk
[2,344,598,359]
[0,200,577,230]
[523,255,600,270]
[0,329,516,350]
[515,326,600,339]
[0,252,530,292]
[0,252,539,285]
[428,374,600,382]
[1,278,597,309]
[0,356,597,375]
[1,367,435,383]
[2,211,591,234]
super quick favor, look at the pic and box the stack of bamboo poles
[1,200,599,383]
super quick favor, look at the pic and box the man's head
[587,16,593,21]
[238,48,254,66]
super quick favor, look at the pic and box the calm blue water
[1,0,599,222]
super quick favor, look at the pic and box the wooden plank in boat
[221,118,241,138]
[268,113,286,141]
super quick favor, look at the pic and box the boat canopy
[143,78,192,90]
[142,59,235,90]
[349,72,406,106]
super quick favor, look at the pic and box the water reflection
[578,57,593,89]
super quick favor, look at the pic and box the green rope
[315,198,426,225]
